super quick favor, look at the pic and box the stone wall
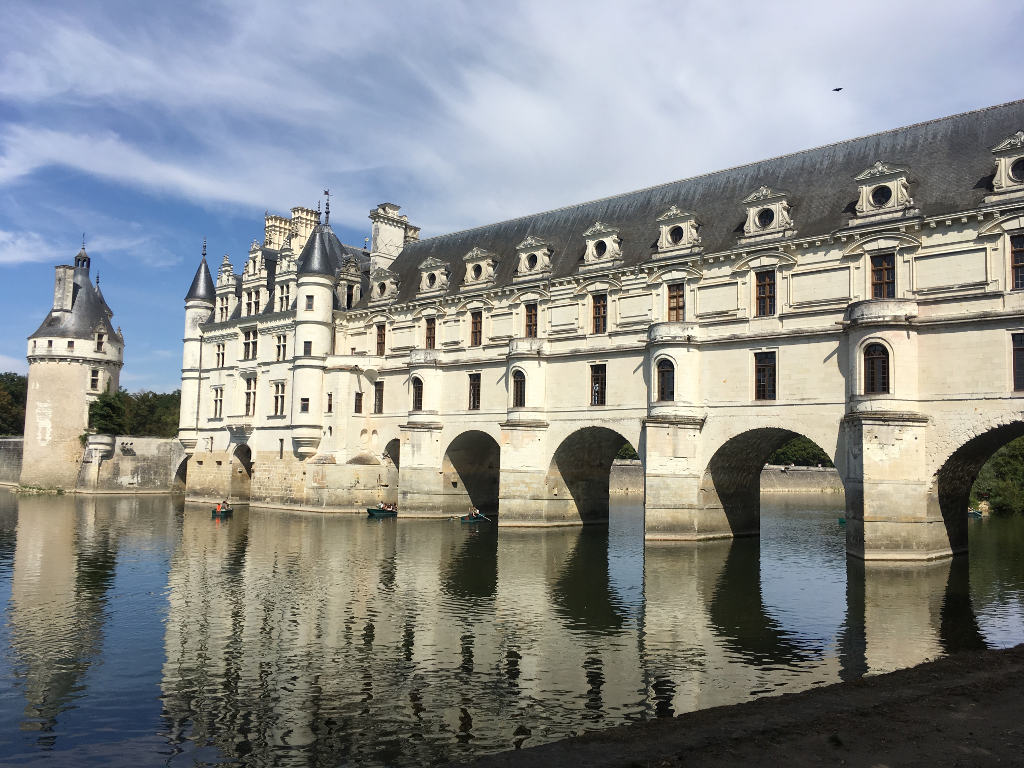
[0,439,23,485]
[78,436,186,493]
[608,460,844,497]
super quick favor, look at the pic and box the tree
[971,436,1024,516]
[768,436,834,467]
[0,372,27,435]
[88,389,128,435]
[616,442,639,460]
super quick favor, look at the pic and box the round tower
[179,241,216,453]
[291,206,339,458]
[21,246,124,489]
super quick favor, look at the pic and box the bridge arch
[699,427,842,537]
[927,415,1024,555]
[229,444,252,501]
[442,430,501,514]
[546,426,640,524]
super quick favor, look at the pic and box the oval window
[594,240,608,257]
[756,208,774,229]
[1011,157,1024,183]
[870,184,893,207]
[427,273,437,288]
[472,264,483,280]
[669,225,684,244]
[526,253,538,270]
[377,282,387,297]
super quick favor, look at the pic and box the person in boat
[220,499,231,513]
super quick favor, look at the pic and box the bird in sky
[833,87,843,92]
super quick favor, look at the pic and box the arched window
[411,377,423,411]
[863,343,889,394]
[657,359,675,402]
[512,370,526,408]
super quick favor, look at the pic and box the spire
[185,240,216,302]
[324,189,330,225]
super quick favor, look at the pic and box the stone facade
[21,248,123,489]
[178,100,1024,561]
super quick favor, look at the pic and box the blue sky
[1,0,1021,391]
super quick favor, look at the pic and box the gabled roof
[380,99,1024,305]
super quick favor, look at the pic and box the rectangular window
[216,343,225,367]
[425,317,436,349]
[212,386,223,418]
[592,294,607,334]
[305,295,314,311]
[373,381,384,414]
[667,284,685,322]
[279,439,284,459]
[244,378,257,416]
[67,340,74,350]
[218,295,229,322]
[755,271,776,317]
[376,324,386,356]
[471,311,482,346]
[278,283,291,312]
[300,397,310,413]
[242,329,257,360]
[327,392,333,413]
[253,290,260,315]
[47,340,53,349]
[95,333,105,352]
[354,391,363,413]
[303,340,312,356]
[871,253,895,299]
[590,364,607,405]
[468,373,481,410]
[1013,235,1024,291]
[754,351,777,400]
[274,335,285,361]
[525,303,538,338]
[346,284,354,309]
[90,369,99,390]
[273,382,286,415]
[1014,334,1024,391]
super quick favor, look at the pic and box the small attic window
[427,273,437,288]
[756,208,774,229]
[595,240,608,257]
[472,264,482,280]
[526,253,538,270]
[870,185,893,207]
[377,282,387,297]
[668,225,684,244]
[1012,158,1024,183]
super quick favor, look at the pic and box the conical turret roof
[185,256,216,302]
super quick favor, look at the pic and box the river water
[0,489,1022,766]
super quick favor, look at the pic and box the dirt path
[461,644,1024,767]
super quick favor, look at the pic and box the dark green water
[0,489,1022,766]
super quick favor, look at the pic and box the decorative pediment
[655,206,702,255]
[646,264,703,286]
[370,266,399,301]
[842,232,921,257]
[515,235,553,278]
[740,187,794,241]
[341,258,361,277]
[462,247,497,285]
[572,277,621,298]
[582,221,622,264]
[989,130,1024,200]
[853,161,914,219]
[418,256,450,293]
[732,250,798,274]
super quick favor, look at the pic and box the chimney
[52,265,76,314]
[369,203,419,271]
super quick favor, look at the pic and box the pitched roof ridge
[410,98,1024,245]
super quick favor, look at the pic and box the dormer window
[740,187,794,242]
[417,257,450,295]
[582,222,622,266]
[370,267,399,302]
[462,247,497,288]
[515,236,553,279]
[988,130,1024,203]
[853,162,915,221]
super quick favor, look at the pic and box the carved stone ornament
[515,236,553,277]
[853,161,914,217]
[740,187,795,239]
[655,206,702,253]
[370,266,399,301]
[418,256,450,293]
[462,247,497,284]
[990,131,1024,197]
[582,221,622,264]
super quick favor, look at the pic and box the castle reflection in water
[1,489,1022,767]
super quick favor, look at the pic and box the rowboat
[367,507,397,518]
[460,512,489,524]
[211,507,233,518]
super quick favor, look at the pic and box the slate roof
[185,256,216,302]
[30,255,122,342]
[296,223,368,276]
[381,99,1024,305]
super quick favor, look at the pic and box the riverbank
[463,644,1024,767]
